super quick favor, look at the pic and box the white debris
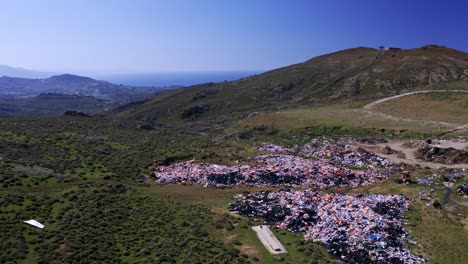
[252,225,287,254]
[23,219,45,229]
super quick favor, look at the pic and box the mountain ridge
[0,73,162,103]
[0,65,54,79]
[47,73,97,83]
[111,45,468,123]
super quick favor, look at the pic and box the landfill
[154,142,393,188]
[229,190,427,263]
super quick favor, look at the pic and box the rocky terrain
[415,144,468,164]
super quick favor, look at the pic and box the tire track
[362,90,468,130]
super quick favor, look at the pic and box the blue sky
[0,0,467,73]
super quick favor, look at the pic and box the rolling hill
[0,73,163,103]
[111,45,468,124]
[1,46,467,264]
[0,93,112,116]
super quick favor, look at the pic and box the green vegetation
[235,105,453,140]
[0,130,27,142]
[111,45,468,129]
[425,80,468,90]
[373,92,468,124]
[0,116,223,183]
[147,184,339,263]
[1,97,467,263]
[0,94,112,116]
[1,183,251,264]
[0,74,163,116]
[1,45,468,263]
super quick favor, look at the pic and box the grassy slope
[111,45,468,126]
[0,94,113,116]
[2,182,252,264]
[236,102,468,140]
[373,92,468,124]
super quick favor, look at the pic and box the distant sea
[94,71,262,87]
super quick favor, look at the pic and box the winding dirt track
[355,90,468,168]
[362,90,468,129]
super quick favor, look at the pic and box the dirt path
[354,140,468,169]
[431,140,468,150]
[362,90,468,130]
[363,90,468,110]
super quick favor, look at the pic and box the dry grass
[373,93,468,124]
[144,183,280,209]
[239,104,457,135]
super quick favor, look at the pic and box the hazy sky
[0,0,467,74]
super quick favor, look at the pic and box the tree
[379,45,385,50]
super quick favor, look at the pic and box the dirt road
[362,90,468,130]
[355,140,468,169]
[363,90,468,110]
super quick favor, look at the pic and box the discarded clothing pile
[457,183,468,197]
[417,175,437,186]
[437,168,467,182]
[297,139,392,169]
[154,154,389,188]
[229,190,426,263]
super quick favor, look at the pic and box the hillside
[0,74,162,103]
[111,45,468,124]
[0,93,112,116]
[1,47,467,264]
[371,92,468,124]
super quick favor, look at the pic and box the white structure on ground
[251,225,287,254]
[23,219,45,229]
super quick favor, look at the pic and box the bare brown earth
[354,140,468,169]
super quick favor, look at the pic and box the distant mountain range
[0,73,168,116]
[94,71,261,87]
[0,74,163,103]
[4,45,468,118]
[0,65,54,79]
[0,65,260,87]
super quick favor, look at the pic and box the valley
[1,45,467,264]
[4,1,468,263]
[0,74,165,116]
